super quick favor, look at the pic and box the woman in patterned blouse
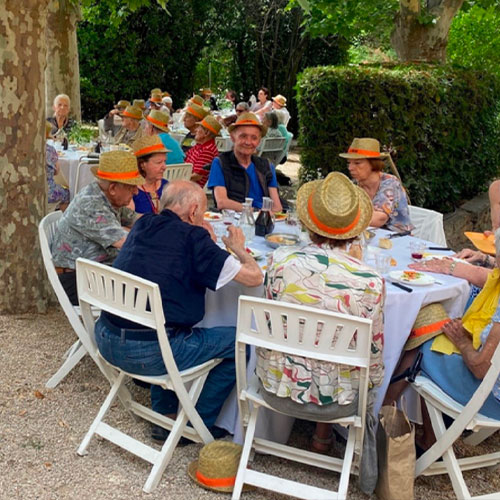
[256,171,385,453]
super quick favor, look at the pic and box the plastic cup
[375,254,391,274]
[410,241,426,261]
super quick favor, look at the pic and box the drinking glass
[221,209,235,226]
[375,254,391,274]
[410,241,426,262]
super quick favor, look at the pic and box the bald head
[160,180,206,223]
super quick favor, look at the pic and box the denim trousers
[95,314,237,428]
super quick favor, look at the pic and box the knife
[389,280,413,293]
[388,230,411,239]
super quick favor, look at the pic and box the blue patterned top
[480,299,500,402]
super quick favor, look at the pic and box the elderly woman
[130,135,169,214]
[340,138,412,232]
[47,94,75,135]
[45,122,69,209]
[256,171,385,452]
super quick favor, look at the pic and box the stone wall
[444,192,491,251]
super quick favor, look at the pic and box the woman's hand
[454,248,484,264]
[409,257,451,275]
[442,319,470,350]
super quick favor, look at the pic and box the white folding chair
[412,342,500,499]
[75,258,221,492]
[409,205,447,246]
[39,212,97,388]
[163,162,192,182]
[232,296,373,500]
[257,136,286,165]
[216,136,233,152]
[74,156,100,195]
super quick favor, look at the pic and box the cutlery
[388,280,413,292]
[388,230,411,239]
[428,246,452,251]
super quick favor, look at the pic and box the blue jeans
[95,314,237,428]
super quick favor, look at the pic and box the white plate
[204,211,222,221]
[389,270,435,286]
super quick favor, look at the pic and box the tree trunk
[45,0,81,121]
[391,0,464,62]
[0,0,51,313]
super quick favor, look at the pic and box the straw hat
[162,91,171,98]
[115,99,130,110]
[122,105,143,120]
[185,103,209,121]
[188,441,250,493]
[133,99,146,110]
[272,94,287,107]
[151,88,162,95]
[196,115,222,136]
[150,93,163,104]
[189,95,205,106]
[146,109,170,133]
[339,138,388,160]
[200,88,213,96]
[404,303,451,351]
[132,135,170,158]
[296,172,372,240]
[228,112,267,137]
[91,150,144,185]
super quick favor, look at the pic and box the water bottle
[238,199,255,245]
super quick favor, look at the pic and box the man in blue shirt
[207,112,282,211]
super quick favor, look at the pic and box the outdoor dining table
[57,148,94,199]
[201,221,471,444]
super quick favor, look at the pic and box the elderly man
[222,101,249,128]
[93,180,263,441]
[144,109,185,164]
[113,105,144,145]
[47,94,75,135]
[51,151,143,304]
[186,115,221,187]
[272,94,290,127]
[207,112,282,212]
[102,99,130,137]
[181,102,209,153]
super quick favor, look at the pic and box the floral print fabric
[256,243,385,406]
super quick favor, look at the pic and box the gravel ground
[1,309,500,500]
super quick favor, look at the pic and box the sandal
[311,433,334,454]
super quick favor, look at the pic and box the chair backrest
[163,163,193,182]
[215,136,233,152]
[258,137,286,165]
[409,205,447,246]
[235,296,373,425]
[74,157,100,195]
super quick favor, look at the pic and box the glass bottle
[238,200,255,245]
[255,196,275,237]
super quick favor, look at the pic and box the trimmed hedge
[296,65,500,211]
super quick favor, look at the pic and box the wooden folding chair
[413,341,500,499]
[75,258,221,492]
[232,296,373,500]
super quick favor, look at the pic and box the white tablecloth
[201,223,470,442]
[58,150,92,199]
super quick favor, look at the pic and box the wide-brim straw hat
[297,171,373,240]
[162,91,171,98]
[272,94,287,107]
[150,88,162,95]
[185,103,209,121]
[150,93,163,104]
[132,135,169,158]
[228,112,268,137]
[196,115,222,136]
[404,303,451,351]
[188,441,252,493]
[339,138,389,160]
[133,99,146,110]
[121,105,143,120]
[115,99,130,110]
[146,109,170,133]
[189,95,205,106]
[91,150,144,186]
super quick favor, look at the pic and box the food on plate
[274,212,288,222]
[266,234,298,245]
[204,211,222,221]
[226,246,261,260]
[378,238,392,249]
[401,270,423,282]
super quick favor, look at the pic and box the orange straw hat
[228,112,267,136]
[91,150,144,186]
[185,102,209,121]
[162,91,171,98]
[146,109,171,133]
[296,171,372,240]
[189,94,205,106]
[339,138,389,160]
[114,99,130,110]
[132,135,169,158]
[150,87,162,95]
[404,303,451,351]
[133,99,146,110]
[121,105,143,120]
[196,115,222,136]
[188,441,252,493]
[150,93,163,104]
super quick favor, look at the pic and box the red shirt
[185,138,219,187]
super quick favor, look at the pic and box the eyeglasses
[236,108,245,113]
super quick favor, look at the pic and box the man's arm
[269,187,282,213]
[213,186,244,212]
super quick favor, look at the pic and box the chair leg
[463,428,497,447]
[45,342,87,389]
[338,426,356,500]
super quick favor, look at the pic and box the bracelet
[449,261,457,275]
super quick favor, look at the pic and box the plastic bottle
[255,197,275,237]
[238,199,255,245]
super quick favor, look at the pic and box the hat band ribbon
[411,318,450,337]
[122,111,141,119]
[307,195,361,235]
[195,470,235,488]
[96,169,141,180]
[187,107,204,119]
[134,144,166,157]
[348,148,381,157]
[236,119,260,126]
[147,116,168,128]
[202,121,219,135]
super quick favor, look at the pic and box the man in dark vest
[207,112,282,212]
[93,180,263,442]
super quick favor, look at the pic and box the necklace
[139,182,161,214]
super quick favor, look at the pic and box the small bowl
[264,233,301,249]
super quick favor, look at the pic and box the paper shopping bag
[375,404,415,500]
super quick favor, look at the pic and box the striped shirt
[185,138,219,187]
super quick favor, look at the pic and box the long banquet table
[203,221,470,443]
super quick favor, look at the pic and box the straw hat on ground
[190,95,205,106]
[146,109,170,133]
[188,441,250,493]
[185,103,209,121]
[121,105,143,120]
[228,112,268,137]
[132,135,169,158]
[196,115,222,136]
[404,303,451,351]
[91,150,144,185]
[297,171,372,240]
[339,138,389,160]
[272,94,287,107]
[133,99,146,110]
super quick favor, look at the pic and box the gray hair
[159,180,204,218]
[264,111,279,129]
[236,101,249,111]
[495,228,500,257]
[54,94,70,106]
